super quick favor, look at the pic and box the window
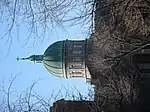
[71,63,83,69]
[71,57,84,62]
[73,58,82,62]
[69,69,85,77]
[69,62,84,69]
[73,45,83,48]
[72,71,82,74]
[72,50,82,54]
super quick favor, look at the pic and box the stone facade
[65,39,91,82]
[94,0,112,31]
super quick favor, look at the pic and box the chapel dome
[43,40,66,77]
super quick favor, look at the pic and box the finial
[16,57,20,61]
[16,56,30,61]
[16,55,43,63]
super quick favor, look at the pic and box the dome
[19,39,92,80]
[43,40,66,77]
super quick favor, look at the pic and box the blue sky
[0,19,93,105]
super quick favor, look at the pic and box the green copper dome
[43,41,66,77]
[18,39,90,79]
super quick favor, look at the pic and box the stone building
[17,0,115,85]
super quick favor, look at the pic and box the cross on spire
[16,55,43,63]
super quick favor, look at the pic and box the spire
[16,55,43,63]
